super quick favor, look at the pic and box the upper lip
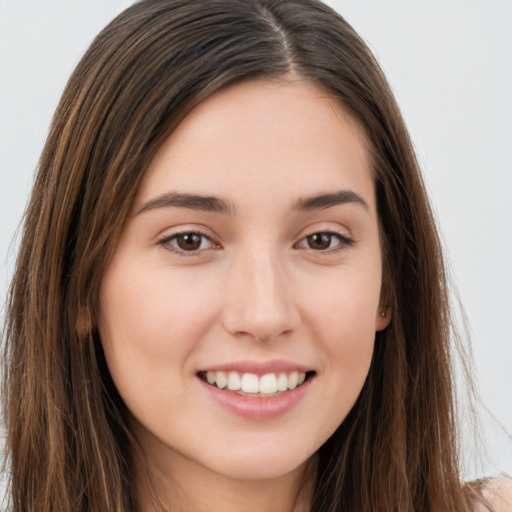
[199,359,313,375]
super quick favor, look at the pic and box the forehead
[135,78,374,214]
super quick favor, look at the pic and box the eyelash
[157,230,219,257]
[157,230,355,257]
[294,231,355,252]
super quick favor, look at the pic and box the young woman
[2,1,510,511]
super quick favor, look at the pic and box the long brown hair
[1,0,488,510]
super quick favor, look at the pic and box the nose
[221,247,300,342]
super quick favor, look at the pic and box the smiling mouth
[198,370,315,397]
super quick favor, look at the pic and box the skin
[98,78,391,512]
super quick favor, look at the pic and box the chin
[213,458,308,482]
[202,441,314,481]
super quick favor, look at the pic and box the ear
[375,304,391,331]
[375,270,393,331]
[77,306,93,339]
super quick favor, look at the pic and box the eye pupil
[307,233,331,250]
[177,233,202,251]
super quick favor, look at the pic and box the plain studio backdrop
[0,0,511,482]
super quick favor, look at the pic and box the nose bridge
[222,243,298,341]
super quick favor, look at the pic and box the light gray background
[1,0,511,479]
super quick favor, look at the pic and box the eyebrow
[136,192,236,216]
[136,189,369,216]
[293,190,369,212]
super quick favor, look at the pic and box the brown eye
[176,233,203,251]
[306,233,334,250]
[160,232,216,254]
[295,231,354,252]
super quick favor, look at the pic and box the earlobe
[376,270,393,331]
[375,305,391,331]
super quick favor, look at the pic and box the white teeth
[259,373,277,394]
[276,372,288,391]
[205,370,308,394]
[288,371,298,390]
[241,373,259,393]
[227,371,241,390]
[216,371,227,389]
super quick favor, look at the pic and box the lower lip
[199,377,313,419]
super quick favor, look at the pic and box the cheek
[97,259,221,397]
[100,256,217,339]
[301,265,380,398]
[303,263,381,342]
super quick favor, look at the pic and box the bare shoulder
[472,476,512,512]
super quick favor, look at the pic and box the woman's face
[98,79,389,483]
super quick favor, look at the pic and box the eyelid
[156,228,221,257]
[294,229,355,252]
